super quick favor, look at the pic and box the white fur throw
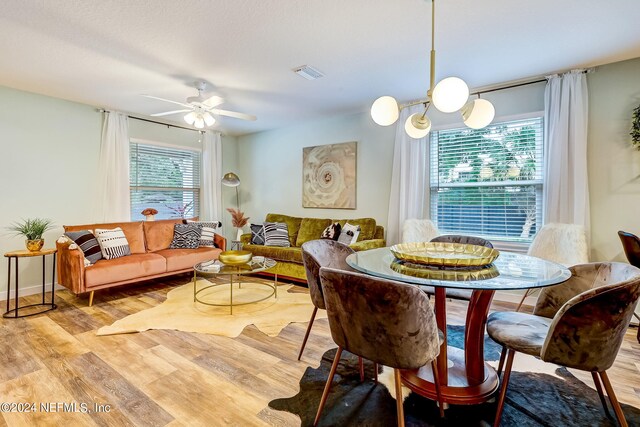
[402,219,440,243]
[527,223,589,267]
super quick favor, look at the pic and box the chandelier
[370,0,495,138]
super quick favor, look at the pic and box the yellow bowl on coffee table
[218,250,253,266]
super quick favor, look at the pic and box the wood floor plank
[0,276,637,426]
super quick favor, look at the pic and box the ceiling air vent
[293,65,325,80]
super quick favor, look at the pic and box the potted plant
[7,218,54,252]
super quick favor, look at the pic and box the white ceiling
[1,0,639,136]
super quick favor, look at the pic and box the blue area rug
[269,325,640,426]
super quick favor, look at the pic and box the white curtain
[200,131,222,222]
[543,70,590,237]
[95,111,131,222]
[386,104,430,245]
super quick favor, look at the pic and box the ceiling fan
[142,82,257,129]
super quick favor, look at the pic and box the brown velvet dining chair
[314,267,444,427]
[298,239,355,361]
[487,262,640,427]
[618,230,640,343]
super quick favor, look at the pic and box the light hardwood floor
[0,274,638,426]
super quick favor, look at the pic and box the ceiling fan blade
[150,109,192,117]
[209,108,257,121]
[141,94,192,109]
[202,95,225,108]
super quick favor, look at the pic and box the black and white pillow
[337,222,361,246]
[184,220,221,247]
[169,223,203,249]
[65,230,103,264]
[263,222,290,247]
[250,223,265,245]
[321,222,342,241]
[95,227,132,260]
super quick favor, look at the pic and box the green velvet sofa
[240,213,386,283]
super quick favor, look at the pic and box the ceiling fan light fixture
[432,77,470,113]
[194,115,205,129]
[184,111,197,125]
[371,96,400,126]
[405,112,432,139]
[203,112,216,126]
[461,98,495,129]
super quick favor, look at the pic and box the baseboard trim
[0,283,65,302]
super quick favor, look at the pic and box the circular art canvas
[302,141,357,209]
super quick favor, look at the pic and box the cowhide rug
[269,325,640,426]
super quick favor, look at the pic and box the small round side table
[4,248,57,318]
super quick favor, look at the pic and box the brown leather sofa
[56,218,226,305]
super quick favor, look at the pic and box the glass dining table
[345,247,571,406]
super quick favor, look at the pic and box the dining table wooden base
[401,346,499,405]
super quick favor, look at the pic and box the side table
[230,240,243,250]
[4,248,57,318]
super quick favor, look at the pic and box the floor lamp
[222,172,243,243]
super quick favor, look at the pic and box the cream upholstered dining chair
[298,239,355,361]
[401,218,440,243]
[314,267,444,427]
[516,223,589,311]
[487,262,640,427]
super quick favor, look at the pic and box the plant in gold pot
[7,218,54,252]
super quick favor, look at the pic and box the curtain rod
[402,68,593,109]
[98,109,204,133]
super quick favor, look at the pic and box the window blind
[129,142,201,220]
[430,117,544,243]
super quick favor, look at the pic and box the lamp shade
[194,115,205,129]
[405,113,431,139]
[203,112,216,126]
[184,111,197,125]
[221,172,240,187]
[432,77,469,113]
[371,96,400,126]
[461,98,495,129]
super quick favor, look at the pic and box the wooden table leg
[465,290,495,382]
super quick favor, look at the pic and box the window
[129,140,201,221]
[430,116,544,243]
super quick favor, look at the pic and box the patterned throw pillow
[64,230,103,265]
[95,227,132,260]
[263,222,290,247]
[250,223,265,245]
[337,222,361,246]
[169,223,203,249]
[184,220,221,247]
[321,222,342,240]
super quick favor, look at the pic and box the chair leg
[493,349,515,427]
[88,291,94,307]
[497,346,506,379]
[314,347,343,427]
[393,368,405,427]
[358,357,365,383]
[599,371,629,427]
[374,362,378,384]
[515,290,531,312]
[298,306,318,360]
[431,360,445,418]
[591,372,612,418]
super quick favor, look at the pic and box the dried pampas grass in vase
[227,208,249,241]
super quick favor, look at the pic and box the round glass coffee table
[193,257,277,314]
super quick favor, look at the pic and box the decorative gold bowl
[218,250,253,266]
[389,242,499,268]
[390,260,500,281]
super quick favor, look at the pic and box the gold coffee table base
[193,274,278,314]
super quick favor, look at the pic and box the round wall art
[302,141,356,209]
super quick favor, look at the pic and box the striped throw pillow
[95,227,132,260]
[263,222,290,247]
[64,230,103,265]
[185,220,221,247]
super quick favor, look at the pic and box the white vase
[236,228,243,241]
